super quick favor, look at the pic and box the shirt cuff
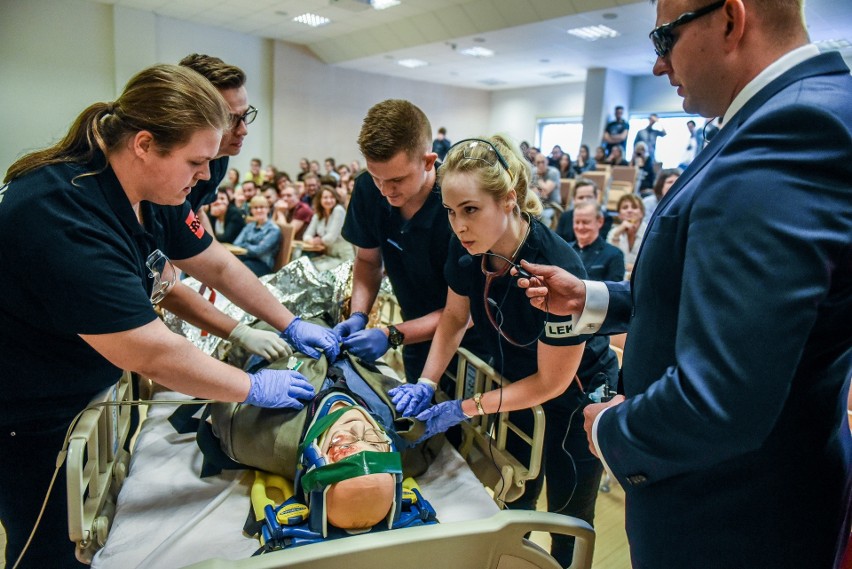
[592,406,615,477]
[572,280,609,334]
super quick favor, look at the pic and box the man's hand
[582,395,625,457]
[514,260,586,316]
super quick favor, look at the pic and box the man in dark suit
[518,1,852,567]
[569,202,624,281]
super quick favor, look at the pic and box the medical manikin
[173,345,440,552]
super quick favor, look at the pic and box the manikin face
[218,86,249,157]
[320,406,390,463]
[441,171,513,257]
[139,128,220,206]
[365,150,434,209]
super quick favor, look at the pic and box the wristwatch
[386,325,405,349]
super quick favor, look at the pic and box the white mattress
[92,393,499,569]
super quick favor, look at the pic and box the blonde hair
[5,64,229,184]
[438,135,542,217]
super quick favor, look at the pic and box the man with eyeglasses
[519,1,852,567]
[335,99,485,388]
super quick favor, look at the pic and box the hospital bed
[65,260,595,569]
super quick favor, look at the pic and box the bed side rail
[445,347,545,506]
[66,371,134,564]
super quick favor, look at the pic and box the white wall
[1,0,115,175]
[272,41,492,176]
[490,82,586,146]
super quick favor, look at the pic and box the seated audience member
[570,202,625,281]
[324,158,341,183]
[272,184,313,240]
[556,153,574,179]
[555,178,613,244]
[547,145,565,169]
[264,164,279,184]
[240,180,259,216]
[302,173,321,206]
[530,153,562,227]
[573,144,595,176]
[244,157,264,186]
[643,168,681,219]
[296,158,310,182]
[209,189,246,244]
[234,196,281,276]
[349,159,362,176]
[274,172,292,192]
[223,167,240,191]
[606,145,629,167]
[631,141,656,194]
[303,186,355,272]
[232,185,247,215]
[593,146,607,166]
[262,185,278,212]
[607,193,647,273]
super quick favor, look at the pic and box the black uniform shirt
[342,170,452,321]
[187,155,229,211]
[445,218,614,384]
[0,155,212,425]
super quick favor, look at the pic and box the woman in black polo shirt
[0,64,336,568]
[389,135,618,565]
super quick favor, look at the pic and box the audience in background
[556,153,573,179]
[633,113,666,164]
[272,185,313,240]
[296,158,310,182]
[240,180,259,216]
[569,201,625,281]
[679,120,702,169]
[233,196,281,277]
[573,144,595,176]
[324,157,340,183]
[606,145,629,167]
[303,186,354,271]
[630,141,656,194]
[302,173,321,206]
[263,164,278,184]
[222,167,240,191]
[432,127,451,160]
[602,105,629,154]
[594,145,607,166]
[547,145,565,169]
[607,193,646,274]
[643,168,681,219]
[243,157,264,186]
[530,153,562,228]
[555,178,613,245]
[208,189,246,244]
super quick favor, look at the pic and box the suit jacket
[597,51,852,568]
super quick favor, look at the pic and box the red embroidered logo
[185,211,205,239]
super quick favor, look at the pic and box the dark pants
[506,389,603,567]
[0,417,85,568]
[241,257,273,277]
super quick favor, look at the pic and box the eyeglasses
[327,428,389,453]
[229,105,258,129]
[146,249,177,305]
[450,138,510,171]
[649,0,726,58]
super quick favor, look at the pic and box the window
[626,114,708,169]
[536,119,584,161]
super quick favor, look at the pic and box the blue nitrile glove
[414,400,469,444]
[389,378,437,416]
[281,317,341,361]
[332,312,368,341]
[244,369,315,409]
[341,328,390,361]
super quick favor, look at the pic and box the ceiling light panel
[397,58,428,68]
[293,13,331,27]
[566,25,620,41]
[459,46,494,57]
